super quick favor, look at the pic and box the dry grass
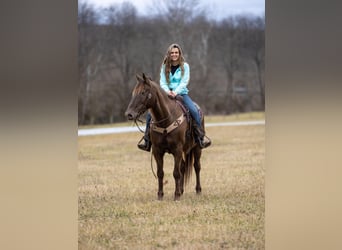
[78,116,265,249]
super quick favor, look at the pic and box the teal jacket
[160,62,190,95]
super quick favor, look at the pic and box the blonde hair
[161,43,186,84]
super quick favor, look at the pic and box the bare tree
[185,15,213,110]
[77,0,265,124]
[235,15,265,110]
[150,0,205,45]
[103,3,141,120]
[209,17,240,114]
[78,2,105,124]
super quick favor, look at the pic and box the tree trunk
[254,57,265,110]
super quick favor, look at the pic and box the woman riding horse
[138,43,211,151]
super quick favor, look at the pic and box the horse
[125,73,205,201]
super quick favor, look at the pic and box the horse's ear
[142,73,151,86]
[136,74,144,83]
[142,73,148,82]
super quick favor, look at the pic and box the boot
[193,123,211,149]
[137,130,151,152]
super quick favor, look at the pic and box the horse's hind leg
[180,160,185,195]
[194,148,202,194]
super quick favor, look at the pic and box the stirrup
[137,137,151,152]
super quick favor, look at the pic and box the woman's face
[169,47,180,63]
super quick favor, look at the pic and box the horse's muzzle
[125,110,136,121]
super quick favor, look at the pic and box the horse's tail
[183,149,194,186]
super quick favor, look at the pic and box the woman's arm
[159,64,170,93]
[173,63,190,95]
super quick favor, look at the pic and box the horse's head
[125,73,155,121]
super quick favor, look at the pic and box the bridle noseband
[133,85,182,134]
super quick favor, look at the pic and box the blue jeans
[145,94,201,131]
[146,112,151,132]
[181,94,201,126]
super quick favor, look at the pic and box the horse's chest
[152,132,184,152]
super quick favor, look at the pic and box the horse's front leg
[154,153,164,200]
[173,152,183,201]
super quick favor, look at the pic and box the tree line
[78,0,265,125]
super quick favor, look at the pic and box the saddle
[174,95,203,120]
[173,95,203,138]
[173,95,190,121]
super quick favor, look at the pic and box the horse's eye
[141,91,146,95]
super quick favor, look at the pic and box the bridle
[133,88,178,134]
[150,111,173,125]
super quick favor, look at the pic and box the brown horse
[125,73,204,201]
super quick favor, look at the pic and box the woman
[138,43,211,151]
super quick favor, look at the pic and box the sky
[83,0,265,20]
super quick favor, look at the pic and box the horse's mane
[149,79,169,99]
[139,75,178,120]
[133,74,172,106]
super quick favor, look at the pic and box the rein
[150,96,177,125]
[150,112,173,125]
[149,98,185,135]
[134,120,146,133]
[133,109,174,134]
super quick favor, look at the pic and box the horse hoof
[174,195,181,201]
[157,192,164,201]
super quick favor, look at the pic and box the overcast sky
[83,0,264,20]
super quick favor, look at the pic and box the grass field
[78,113,265,249]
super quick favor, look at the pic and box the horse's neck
[150,89,178,126]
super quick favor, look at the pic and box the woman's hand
[168,91,177,97]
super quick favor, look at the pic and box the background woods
[78,0,265,125]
